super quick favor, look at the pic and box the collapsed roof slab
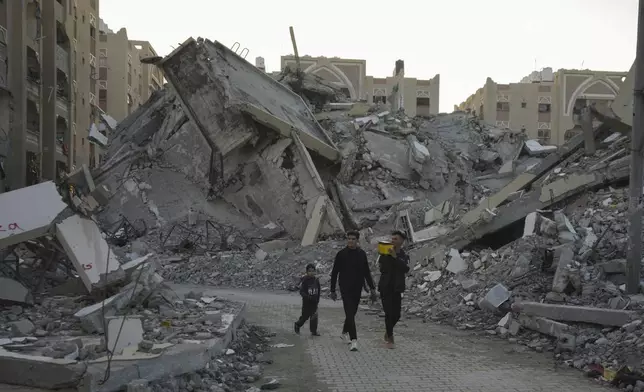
[159,38,340,161]
[56,215,125,292]
[447,166,630,250]
[0,181,67,249]
[460,124,610,227]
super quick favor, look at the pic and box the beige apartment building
[279,56,440,117]
[97,19,163,122]
[457,67,628,146]
[0,0,102,191]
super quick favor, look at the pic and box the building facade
[97,20,163,122]
[457,67,628,146]
[0,0,101,192]
[279,56,440,117]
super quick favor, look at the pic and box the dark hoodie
[378,248,410,294]
[299,275,321,303]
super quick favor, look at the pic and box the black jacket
[299,276,321,303]
[330,247,375,295]
[378,249,410,294]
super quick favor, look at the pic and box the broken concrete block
[599,259,627,275]
[423,271,442,282]
[510,255,531,278]
[75,264,163,333]
[552,246,576,293]
[407,135,430,164]
[479,284,510,313]
[56,215,125,292]
[255,248,268,261]
[498,312,512,328]
[512,301,635,327]
[508,320,521,336]
[517,314,576,350]
[460,279,480,292]
[498,161,514,174]
[524,139,557,156]
[522,212,537,237]
[106,316,144,355]
[301,195,327,247]
[0,277,33,305]
[10,319,35,336]
[0,182,67,248]
[446,248,467,274]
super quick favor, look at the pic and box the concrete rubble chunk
[517,314,576,350]
[160,38,338,160]
[56,214,126,293]
[479,284,511,313]
[74,263,164,333]
[552,246,575,294]
[446,248,468,274]
[510,255,531,278]
[512,301,635,327]
[10,319,35,336]
[0,277,33,305]
[0,181,67,249]
[106,316,144,355]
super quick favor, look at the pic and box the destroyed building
[2,34,644,391]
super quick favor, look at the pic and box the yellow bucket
[378,241,394,256]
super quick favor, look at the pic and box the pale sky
[100,0,638,113]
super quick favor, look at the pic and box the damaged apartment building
[0,0,105,191]
[94,38,346,246]
[457,67,628,146]
[278,55,440,117]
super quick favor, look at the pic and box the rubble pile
[160,240,344,291]
[150,324,274,392]
[395,120,644,385]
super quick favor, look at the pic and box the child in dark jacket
[294,263,321,336]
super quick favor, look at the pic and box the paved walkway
[172,285,612,392]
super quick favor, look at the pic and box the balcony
[56,45,69,73]
[89,53,96,67]
[56,97,69,119]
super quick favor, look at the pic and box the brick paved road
[173,285,612,392]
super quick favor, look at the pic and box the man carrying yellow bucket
[377,231,410,349]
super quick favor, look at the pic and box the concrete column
[40,0,56,180]
[6,0,27,190]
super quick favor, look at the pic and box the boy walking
[294,263,321,336]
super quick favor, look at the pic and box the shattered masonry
[2,39,644,391]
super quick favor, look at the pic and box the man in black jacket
[378,230,410,349]
[294,263,321,336]
[330,231,377,352]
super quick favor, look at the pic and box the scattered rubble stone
[150,324,271,392]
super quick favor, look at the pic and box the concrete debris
[0,278,33,305]
[3,34,644,390]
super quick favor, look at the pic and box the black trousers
[296,300,319,333]
[381,291,402,338]
[341,292,361,340]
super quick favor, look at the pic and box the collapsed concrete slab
[518,314,576,349]
[0,277,33,305]
[55,215,125,292]
[0,182,67,249]
[459,124,610,227]
[159,38,339,161]
[448,165,630,250]
[512,301,635,327]
[93,38,344,243]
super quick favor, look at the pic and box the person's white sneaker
[349,340,358,351]
[342,332,350,343]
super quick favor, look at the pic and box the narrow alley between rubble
[172,286,613,392]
